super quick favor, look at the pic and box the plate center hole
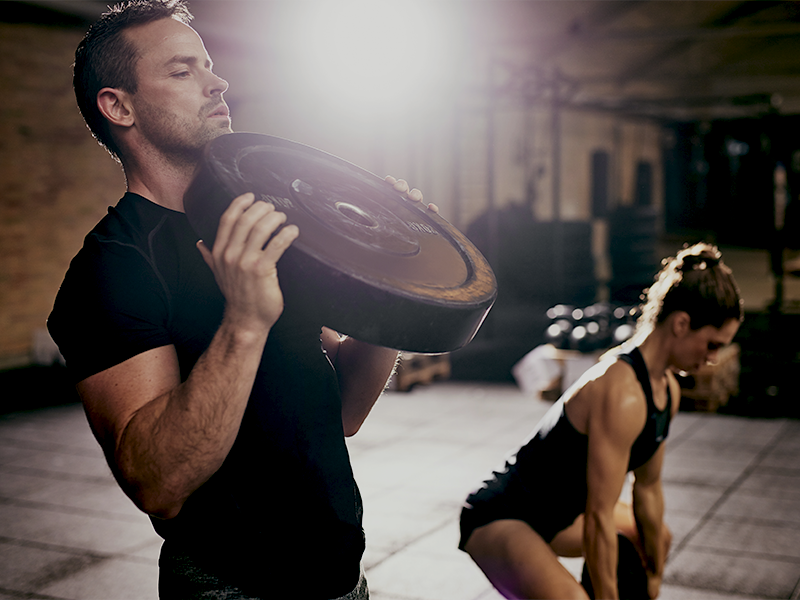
[335,202,378,228]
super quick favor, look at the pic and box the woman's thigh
[463,519,589,600]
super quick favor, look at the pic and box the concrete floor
[0,380,798,600]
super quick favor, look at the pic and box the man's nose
[207,72,228,96]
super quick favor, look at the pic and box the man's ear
[97,87,134,127]
[671,311,691,337]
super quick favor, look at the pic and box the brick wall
[0,20,126,368]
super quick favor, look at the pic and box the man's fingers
[385,175,409,194]
[214,192,257,252]
[242,208,288,255]
[261,223,299,263]
[407,188,423,203]
[222,200,279,258]
[208,193,301,270]
[385,176,430,208]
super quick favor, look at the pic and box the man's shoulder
[49,195,186,380]
[57,195,183,297]
[88,193,175,247]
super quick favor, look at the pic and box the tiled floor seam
[365,518,454,570]
[0,585,71,600]
[0,436,99,458]
[0,495,144,523]
[0,464,112,486]
[20,555,106,593]
[669,419,792,559]
[663,417,706,453]
[0,534,157,565]
[684,544,800,564]
[791,575,800,600]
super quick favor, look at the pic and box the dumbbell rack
[391,353,451,392]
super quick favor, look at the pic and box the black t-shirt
[49,193,364,597]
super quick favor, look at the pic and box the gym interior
[1,1,799,598]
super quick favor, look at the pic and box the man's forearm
[116,318,269,519]
[336,337,399,436]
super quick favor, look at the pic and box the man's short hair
[73,0,193,162]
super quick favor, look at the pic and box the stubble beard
[137,99,232,170]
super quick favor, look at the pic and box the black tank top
[460,346,672,545]
[620,347,672,470]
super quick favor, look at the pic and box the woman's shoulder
[591,357,646,406]
[565,355,646,433]
[580,350,641,390]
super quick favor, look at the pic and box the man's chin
[208,124,233,141]
[194,126,232,152]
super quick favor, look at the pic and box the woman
[459,243,743,599]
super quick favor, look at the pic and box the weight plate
[183,132,497,353]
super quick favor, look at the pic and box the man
[48,1,433,597]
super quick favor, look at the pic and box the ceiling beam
[614,1,784,86]
[571,22,800,42]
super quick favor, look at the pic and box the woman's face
[673,318,740,373]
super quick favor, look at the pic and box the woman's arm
[583,367,649,599]
[632,445,668,599]
[632,371,679,598]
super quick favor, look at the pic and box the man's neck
[124,154,199,213]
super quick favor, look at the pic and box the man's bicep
[77,345,180,456]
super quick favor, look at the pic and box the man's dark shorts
[158,541,368,600]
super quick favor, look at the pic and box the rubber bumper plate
[184,132,497,353]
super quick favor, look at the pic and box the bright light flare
[286,0,460,118]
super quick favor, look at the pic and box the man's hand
[385,175,439,213]
[197,192,299,333]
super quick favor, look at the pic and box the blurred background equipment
[513,302,639,399]
[4,0,800,416]
[607,205,661,305]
